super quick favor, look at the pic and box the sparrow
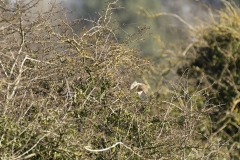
[130,81,149,100]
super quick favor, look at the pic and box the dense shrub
[0,0,232,159]
[0,0,143,159]
[178,1,240,158]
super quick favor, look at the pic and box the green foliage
[177,1,240,158]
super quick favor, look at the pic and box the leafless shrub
[0,0,148,158]
[0,0,230,159]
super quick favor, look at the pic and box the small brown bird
[130,81,149,100]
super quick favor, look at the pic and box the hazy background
[7,0,240,56]
[59,0,238,56]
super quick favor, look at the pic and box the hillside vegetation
[0,0,239,159]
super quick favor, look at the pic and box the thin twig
[84,142,143,158]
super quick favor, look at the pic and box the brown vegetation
[0,0,239,159]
